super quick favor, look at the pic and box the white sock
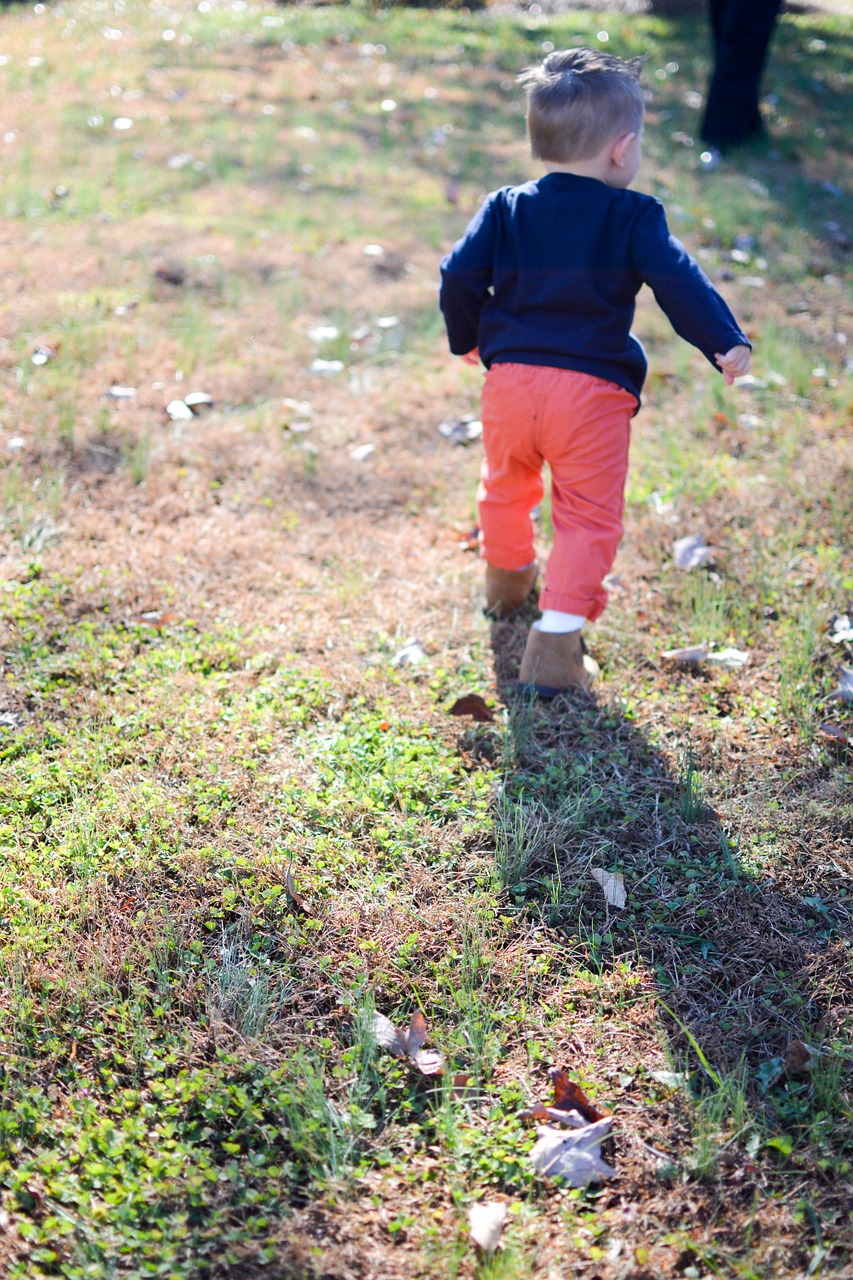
[535,609,586,634]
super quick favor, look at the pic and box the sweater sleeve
[632,201,751,369]
[439,194,498,355]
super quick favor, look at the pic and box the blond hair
[518,48,645,163]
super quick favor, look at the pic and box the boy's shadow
[477,614,850,1095]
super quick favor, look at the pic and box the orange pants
[478,364,637,622]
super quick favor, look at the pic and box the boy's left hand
[461,347,481,366]
[715,344,751,385]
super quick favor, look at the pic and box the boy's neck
[545,159,604,180]
[545,160,618,185]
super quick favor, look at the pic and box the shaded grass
[0,0,852,1276]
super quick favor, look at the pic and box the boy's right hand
[715,344,751,386]
[461,347,481,366]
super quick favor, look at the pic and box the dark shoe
[516,627,599,698]
[484,562,537,618]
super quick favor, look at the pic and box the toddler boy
[440,48,751,697]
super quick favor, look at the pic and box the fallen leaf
[783,1038,820,1076]
[661,645,709,665]
[349,443,375,462]
[135,609,174,629]
[31,345,57,366]
[550,1069,611,1122]
[439,415,483,446]
[818,723,850,745]
[166,400,193,421]
[153,264,187,286]
[828,615,853,644]
[455,526,480,553]
[649,1070,689,1089]
[390,639,426,668]
[411,1048,444,1075]
[529,1119,615,1186]
[184,391,214,410]
[310,358,344,376]
[405,1010,428,1056]
[672,533,716,570]
[448,694,494,722]
[833,667,853,703]
[284,861,308,912]
[283,398,313,418]
[451,1072,478,1101]
[590,867,627,909]
[369,1010,445,1075]
[108,384,137,398]
[468,1202,508,1255]
[706,648,750,670]
[519,1102,587,1128]
[307,324,340,342]
[369,1012,406,1056]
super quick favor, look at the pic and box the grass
[0,0,852,1276]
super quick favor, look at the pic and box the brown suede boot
[484,563,537,618]
[517,626,599,697]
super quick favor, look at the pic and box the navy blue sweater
[439,173,750,405]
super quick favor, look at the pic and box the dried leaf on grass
[284,861,309,913]
[468,1202,508,1255]
[818,723,851,746]
[529,1118,615,1186]
[706,648,750,670]
[369,1010,444,1075]
[310,358,344,376]
[757,1039,822,1092]
[390,639,426,668]
[521,1068,610,1127]
[448,694,494,722]
[832,667,853,703]
[451,1072,478,1101]
[660,645,749,670]
[828,614,853,644]
[661,645,709,665]
[154,264,187,286]
[134,609,175,629]
[650,1069,689,1089]
[672,533,717,570]
[31,345,58,366]
[551,1068,611,1121]
[455,526,480,553]
[518,1102,588,1129]
[590,867,627,909]
[438,415,483,446]
[184,391,214,410]
[783,1038,821,1076]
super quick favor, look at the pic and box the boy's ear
[611,132,636,169]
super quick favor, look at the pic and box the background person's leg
[700,0,782,149]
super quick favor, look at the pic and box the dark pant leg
[700,0,783,148]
